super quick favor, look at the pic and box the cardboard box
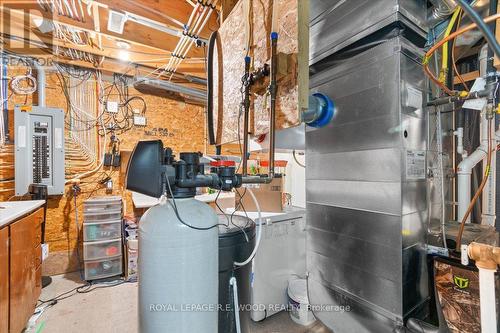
[256,176,283,192]
[235,176,284,213]
[207,193,235,212]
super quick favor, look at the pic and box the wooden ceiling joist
[1,0,216,91]
[2,1,209,57]
[95,0,218,39]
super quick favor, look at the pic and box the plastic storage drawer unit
[84,255,123,280]
[83,220,122,242]
[84,196,122,213]
[83,238,122,260]
[83,209,122,223]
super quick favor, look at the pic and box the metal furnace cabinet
[306,36,429,333]
[309,0,428,64]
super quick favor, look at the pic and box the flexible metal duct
[133,77,206,104]
[428,0,458,25]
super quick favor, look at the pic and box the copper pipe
[242,56,251,176]
[241,33,278,185]
[424,13,500,95]
[468,242,500,270]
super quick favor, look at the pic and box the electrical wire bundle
[98,74,147,136]
[68,72,99,164]
[55,62,96,132]
[52,63,110,182]
[10,73,37,95]
[37,0,88,22]
[55,45,102,67]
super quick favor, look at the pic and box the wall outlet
[107,101,119,113]
[134,115,147,126]
[41,243,49,261]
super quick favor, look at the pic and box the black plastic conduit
[206,30,217,146]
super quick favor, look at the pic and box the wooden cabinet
[0,227,9,333]
[0,208,43,333]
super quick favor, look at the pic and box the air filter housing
[133,77,206,105]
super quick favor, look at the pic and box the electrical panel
[15,106,65,195]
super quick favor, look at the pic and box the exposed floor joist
[1,0,216,89]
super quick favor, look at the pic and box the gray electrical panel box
[14,106,65,195]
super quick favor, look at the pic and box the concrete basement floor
[34,273,332,333]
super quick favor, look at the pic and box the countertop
[0,200,45,228]
[131,191,235,209]
[225,206,306,223]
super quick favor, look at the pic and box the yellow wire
[440,8,462,83]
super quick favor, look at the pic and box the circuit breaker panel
[15,106,65,195]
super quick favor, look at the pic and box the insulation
[217,0,306,144]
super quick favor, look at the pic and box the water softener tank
[138,197,219,333]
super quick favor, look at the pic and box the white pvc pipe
[166,0,217,77]
[234,188,262,267]
[457,106,491,223]
[478,267,497,333]
[189,0,211,36]
[173,0,208,57]
[482,118,497,226]
[477,43,497,227]
[229,277,241,333]
[457,146,487,223]
[163,1,202,72]
[31,60,46,107]
[186,3,201,31]
[454,127,466,157]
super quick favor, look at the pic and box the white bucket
[287,278,316,326]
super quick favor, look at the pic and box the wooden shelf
[453,70,479,85]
